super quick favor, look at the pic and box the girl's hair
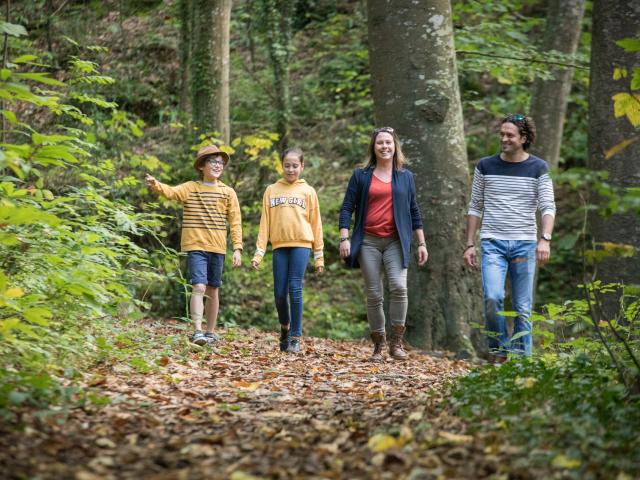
[501,114,537,151]
[361,127,407,170]
[282,147,304,164]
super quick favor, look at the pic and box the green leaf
[0,21,27,37]
[632,67,640,91]
[12,54,38,64]
[23,307,52,326]
[616,37,640,52]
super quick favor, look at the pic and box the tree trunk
[529,0,585,168]
[367,0,482,356]
[213,0,232,144]
[190,0,231,142]
[587,0,640,306]
[261,0,293,152]
[179,0,191,115]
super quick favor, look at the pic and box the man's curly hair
[502,114,537,151]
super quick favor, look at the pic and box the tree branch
[456,50,589,70]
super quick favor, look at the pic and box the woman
[339,127,428,362]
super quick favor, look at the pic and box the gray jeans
[358,234,408,334]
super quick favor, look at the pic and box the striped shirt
[468,154,556,241]
[152,180,243,253]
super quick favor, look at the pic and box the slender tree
[190,0,231,142]
[367,0,482,355]
[179,0,191,115]
[214,0,232,144]
[529,0,586,168]
[587,0,640,297]
[260,0,294,152]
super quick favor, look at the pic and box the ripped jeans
[481,239,537,356]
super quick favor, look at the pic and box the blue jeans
[481,239,537,356]
[272,247,310,338]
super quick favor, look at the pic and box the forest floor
[1,321,538,480]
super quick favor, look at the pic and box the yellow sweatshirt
[252,179,324,268]
[151,180,243,254]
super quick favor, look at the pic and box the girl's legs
[273,248,291,329]
[287,247,310,338]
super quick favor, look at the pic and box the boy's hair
[282,147,304,164]
[361,126,407,170]
[501,114,537,151]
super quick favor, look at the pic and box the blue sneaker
[191,330,207,346]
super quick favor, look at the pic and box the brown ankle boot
[389,325,408,360]
[369,332,386,362]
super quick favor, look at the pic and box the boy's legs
[287,247,310,338]
[204,286,219,333]
[203,252,224,338]
[188,251,208,336]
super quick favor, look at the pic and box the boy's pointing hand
[145,173,158,189]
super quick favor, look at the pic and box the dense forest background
[1,0,639,477]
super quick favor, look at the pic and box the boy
[146,145,243,345]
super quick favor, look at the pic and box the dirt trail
[1,324,521,479]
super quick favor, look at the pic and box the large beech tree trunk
[529,0,585,168]
[367,0,482,355]
[587,0,640,302]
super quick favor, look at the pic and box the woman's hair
[501,114,537,151]
[282,147,304,164]
[361,127,407,170]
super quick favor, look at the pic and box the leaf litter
[0,322,540,479]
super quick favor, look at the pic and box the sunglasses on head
[374,126,394,134]
[504,113,526,122]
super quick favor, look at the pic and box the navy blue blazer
[339,167,423,269]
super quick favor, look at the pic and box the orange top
[364,175,395,237]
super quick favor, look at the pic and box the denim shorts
[187,251,225,287]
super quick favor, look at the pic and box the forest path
[1,322,521,479]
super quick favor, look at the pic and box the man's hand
[417,245,428,266]
[145,173,158,189]
[339,239,351,259]
[536,240,551,266]
[232,249,242,268]
[463,245,478,270]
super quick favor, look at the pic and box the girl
[339,127,428,362]
[252,147,324,353]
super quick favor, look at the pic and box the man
[463,114,556,361]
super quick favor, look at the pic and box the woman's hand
[339,239,351,259]
[417,245,428,266]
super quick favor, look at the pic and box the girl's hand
[316,266,324,275]
[417,245,428,266]
[339,239,351,259]
[145,173,158,189]
[251,259,260,270]
[232,249,242,268]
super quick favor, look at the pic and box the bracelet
[463,244,475,253]
[418,242,426,247]
[340,237,350,243]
